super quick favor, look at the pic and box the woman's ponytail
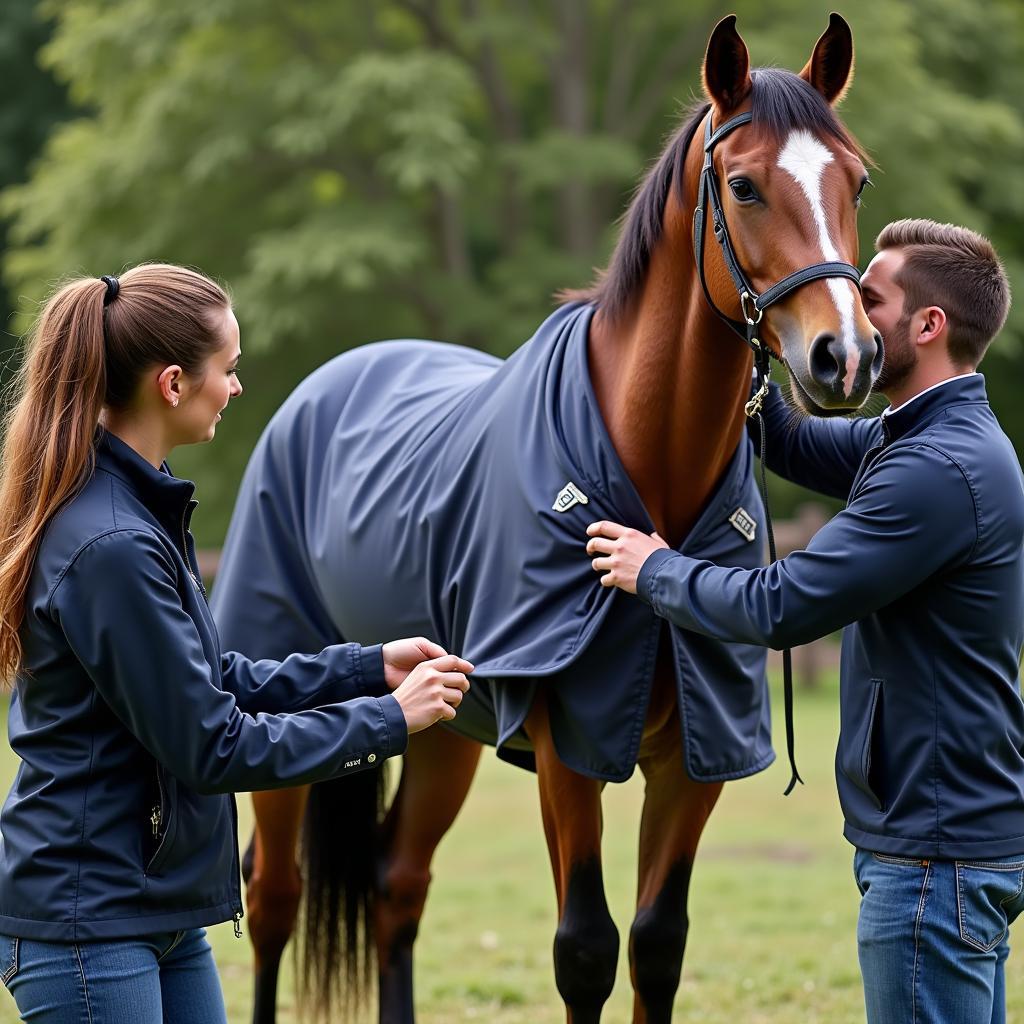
[0,279,109,681]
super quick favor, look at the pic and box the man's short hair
[875,219,1010,367]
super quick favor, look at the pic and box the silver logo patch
[729,506,757,542]
[552,481,589,513]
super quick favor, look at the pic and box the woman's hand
[382,636,452,690]
[586,521,668,594]
[389,653,474,734]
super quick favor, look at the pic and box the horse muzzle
[789,328,882,413]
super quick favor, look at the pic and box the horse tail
[296,762,391,1020]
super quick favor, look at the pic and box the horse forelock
[748,68,863,156]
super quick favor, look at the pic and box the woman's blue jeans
[0,927,227,1023]
[855,848,1024,1024]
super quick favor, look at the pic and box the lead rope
[742,295,804,796]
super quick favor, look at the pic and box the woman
[0,264,472,1022]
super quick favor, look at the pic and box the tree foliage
[3,0,1023,540]
[0,0,70,353]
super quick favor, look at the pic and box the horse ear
[800,12,854,105]
[702,15,752,113]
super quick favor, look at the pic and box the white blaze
[777,130,859,397]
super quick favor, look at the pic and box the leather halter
[692,110,862,364]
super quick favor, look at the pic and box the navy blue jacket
[0,431,408,941]
[637,375,1024,858]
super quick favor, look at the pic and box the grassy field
[2,678,1024,1023]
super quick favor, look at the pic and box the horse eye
[855,176,872,208]
[728,178,759,203]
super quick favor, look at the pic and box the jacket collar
[881,373,988,444]
[95,429,195,523]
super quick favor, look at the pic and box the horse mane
[562,68,867,321]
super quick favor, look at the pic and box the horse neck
[587,276,753,548]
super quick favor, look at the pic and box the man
[586,219,1024,1024]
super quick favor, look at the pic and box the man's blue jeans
[0,927,227,1023]
[855,848,1024,1024]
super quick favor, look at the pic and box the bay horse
[215,14,880,1023]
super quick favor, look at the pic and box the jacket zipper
[151,768,165,838]
[180,502,207,600]
[146,768,168,875]
[230,795,243,938]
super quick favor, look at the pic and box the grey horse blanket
[212,302,774,782]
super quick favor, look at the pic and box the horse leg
[525,691,619,1024]
[376,724,482,1024]
[628,720,722,1024]
[245,786,311,1024]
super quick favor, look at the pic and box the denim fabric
[854,848,1024,1023]
[0,928,226,1023]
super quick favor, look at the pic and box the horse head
[698,13,882,413]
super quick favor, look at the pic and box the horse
[212,14,881,1023]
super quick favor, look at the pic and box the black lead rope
[746,330,804,796]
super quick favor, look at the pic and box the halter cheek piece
[693,110,863,796]
[693,111,862,414]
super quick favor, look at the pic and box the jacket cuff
[377,693,410,758]
[357,643,388,697]
[636,548,684,610]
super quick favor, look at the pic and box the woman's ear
[157,365,184,408]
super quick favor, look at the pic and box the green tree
[0,0,71,357]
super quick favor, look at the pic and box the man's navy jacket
[637,374,1024,859]
[0,431,407,941]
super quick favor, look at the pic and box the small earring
[172,398,179,408]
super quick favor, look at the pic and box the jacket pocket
[838,678,884,810]
[956,860,1024,952]
[145,768,178,877]
[0,935,18,988]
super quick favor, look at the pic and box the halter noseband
[692,110,862,414]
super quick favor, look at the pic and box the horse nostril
[870,331,885,379]
[808,332,842,388]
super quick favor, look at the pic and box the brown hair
[876,219,1010,367]
[0,263,231,682]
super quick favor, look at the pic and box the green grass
[2,679,1024,1022]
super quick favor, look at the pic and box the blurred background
[3,0,1024,546]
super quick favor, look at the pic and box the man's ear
[917,306,948,345]
[702,15,752,114]
[800,12,854,106]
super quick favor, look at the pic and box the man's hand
[382,637,450,690]
[586,521,669,594]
